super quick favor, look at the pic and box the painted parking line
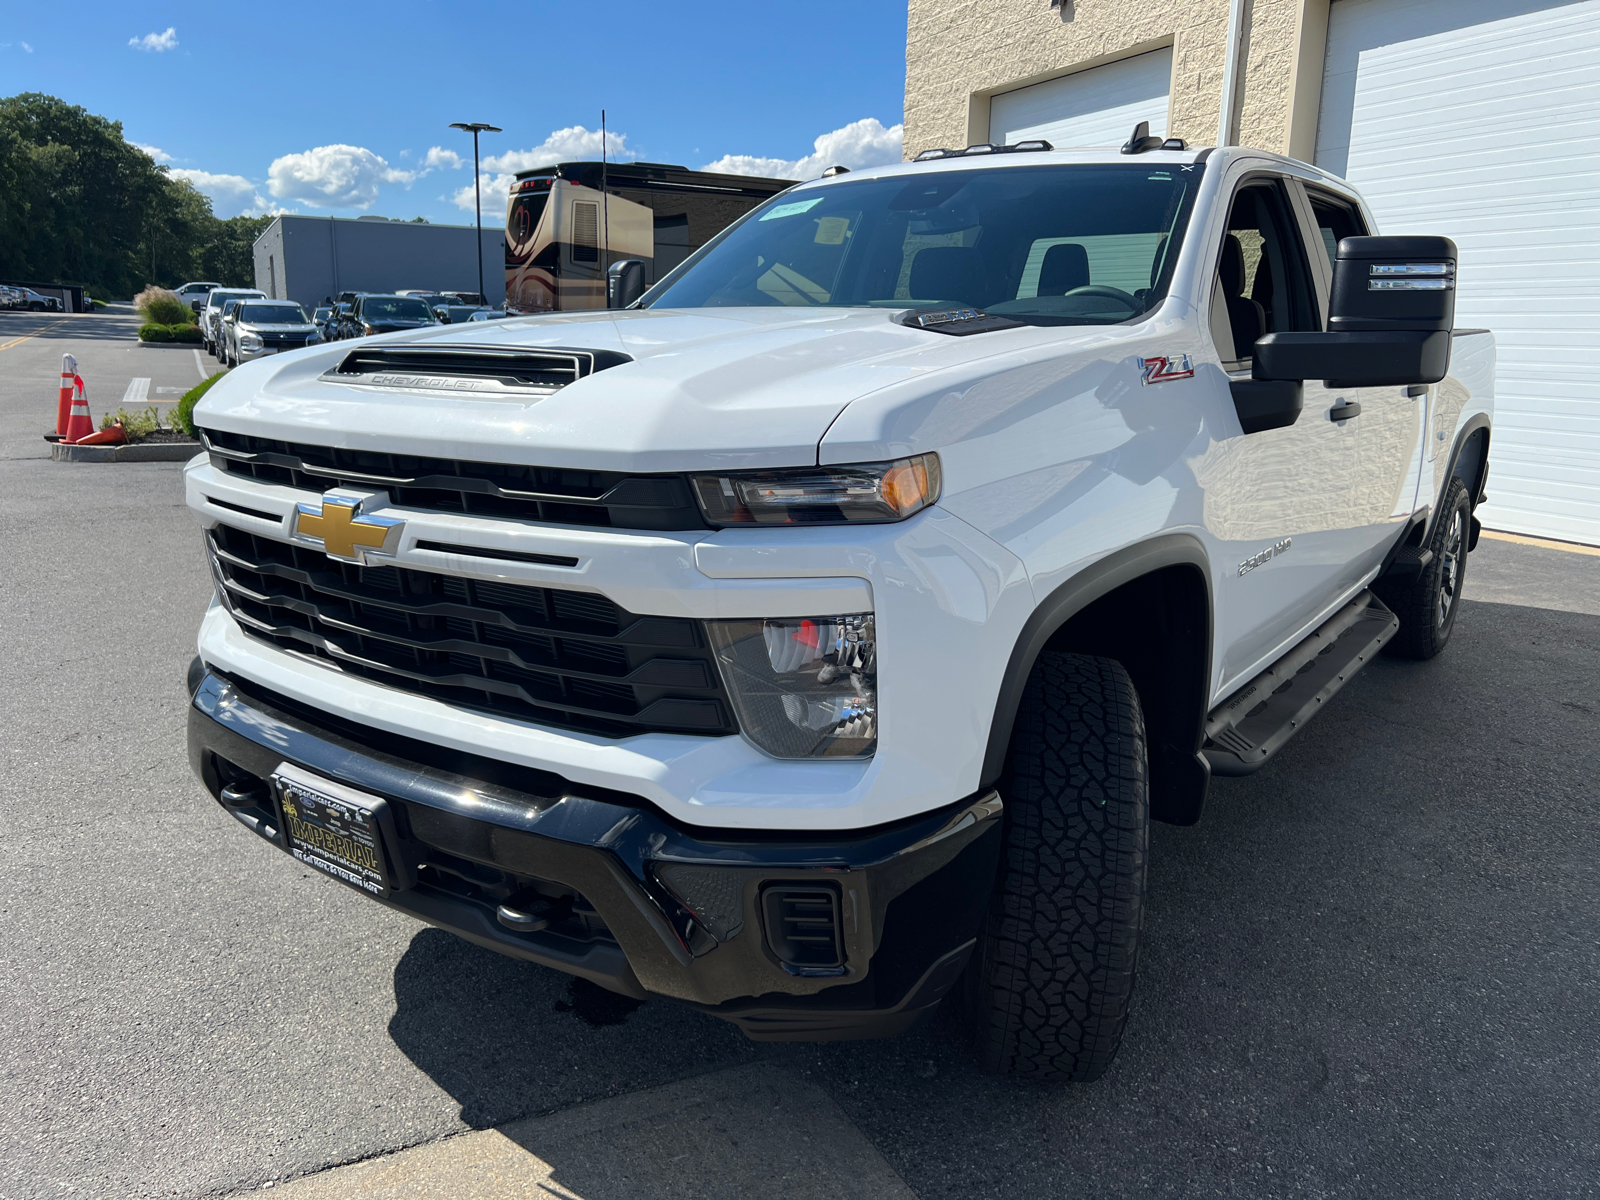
[0,318,71,351]
[193,349,212,381]
[121,377,151,406]
[1480,530,1600,558]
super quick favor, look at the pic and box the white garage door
[990,48,1172,150]
[1317,0,1600,545]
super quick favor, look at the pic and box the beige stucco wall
[904,0,1327,161]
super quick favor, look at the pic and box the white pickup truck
[183,135,1493,1080]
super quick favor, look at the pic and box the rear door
[1294,183,1426,565]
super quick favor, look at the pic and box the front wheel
[965,652,1149,1081]
[1377,477,1471,660]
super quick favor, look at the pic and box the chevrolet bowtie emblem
[291,494,404,564]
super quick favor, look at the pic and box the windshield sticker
[760,197,825,222]
[814,217,850,245]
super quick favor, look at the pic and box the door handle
[1330,400,1362,422]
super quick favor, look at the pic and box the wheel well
[1041,566,1212,825]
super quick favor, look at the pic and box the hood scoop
[323,344,632,398]
[896,307,1023,337]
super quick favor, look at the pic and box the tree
[0,92,269,297]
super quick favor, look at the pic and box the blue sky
[1,2,909,223]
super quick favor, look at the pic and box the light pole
[449,121,502,303]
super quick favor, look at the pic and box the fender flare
[980,533,1214,788]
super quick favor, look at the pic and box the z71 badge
[1139,354,1196,385]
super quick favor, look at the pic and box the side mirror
[1253,235,1456,389]
[607,259,646,309]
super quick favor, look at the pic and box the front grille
[262,334,311,350]
[200,427,707,531]
[206,523,735,738]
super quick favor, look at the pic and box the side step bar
[1203,590,1398,776]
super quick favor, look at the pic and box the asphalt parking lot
[1,308,1596,1199]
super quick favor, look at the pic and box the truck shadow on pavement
[386,597,1600,1197]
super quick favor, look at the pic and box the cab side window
[1307,192,1370,278]
[1210,181,1319,365]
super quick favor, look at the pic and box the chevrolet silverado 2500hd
[184,136,1493,1080]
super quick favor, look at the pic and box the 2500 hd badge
[184,135,1493,1080]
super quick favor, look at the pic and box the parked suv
[334,293,439,339]
[202,289,266,358]
[185,139,1492,1079]
[220,300,322,367]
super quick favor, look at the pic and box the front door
[1197,175,1378,696]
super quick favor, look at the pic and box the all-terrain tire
[1376,477,1471,661]
[967,652,1149,1081]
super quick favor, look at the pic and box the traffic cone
[52,352,78,439]
[62,384,95,444]
[74,421,127,446]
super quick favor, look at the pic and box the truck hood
[194,306,1085,473]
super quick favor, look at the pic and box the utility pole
[449,121,502,303]
[601,109,610,283]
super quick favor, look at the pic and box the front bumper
[188,669,1002,1040]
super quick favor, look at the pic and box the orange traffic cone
[53,352,78,439]
[63,384,95,444]
[74,421,127,446]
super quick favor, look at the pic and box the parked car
[176,281,223,314]
[13,287,62,312]
[435,305,494,324]
[221,300,323,368]
[0,285,21,309]
[184,138,1492,1080]
[202,289,266,357]
[312,306,337,340]
[464,308,510,322]
[335,293,439,339]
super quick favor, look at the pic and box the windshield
[362,297,435,321]
[209,291,258,309]
[239,303,308,324]
[644,163,1203,326]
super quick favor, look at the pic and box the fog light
[707,614,876,758]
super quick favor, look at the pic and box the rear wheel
[965,652,1149,1081]
[1377,477,1471,660]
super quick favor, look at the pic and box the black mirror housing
[1248,234,1457,390]
[607,259,646,309]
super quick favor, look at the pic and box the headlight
[239,332,262,349]
[363,323,377,335]
[707,614,876,758]
[691,453,940,526]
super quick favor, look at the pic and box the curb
[137,340,203,349]
[52,441,203,463]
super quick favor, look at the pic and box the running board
[1203,590,1398,776]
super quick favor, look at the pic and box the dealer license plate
[273,763,395,897]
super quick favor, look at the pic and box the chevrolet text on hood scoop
[321,343,635,399]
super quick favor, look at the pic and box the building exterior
[906,0,1600,545]
[252,216,507,312]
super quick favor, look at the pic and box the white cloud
[132,142,172,163]
[129,28,178,52]
[423,146,464,170]
[168,167,269,217]
[701,118,904,181]
[452,125,633,217]
[266,144,416,209]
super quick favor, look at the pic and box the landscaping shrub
[139,323,172,342]
[169,323,203,342]
[100,405,165,438]
[171,370,226,438]
[133,286,191,326]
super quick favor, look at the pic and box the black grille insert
[199,427,707,531]
[206,524,735,738]
[327,344,632,391]
[762,885,844,970]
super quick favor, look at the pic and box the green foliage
[171,370,226,438]
[0,93,272,297]
[135,285,189,325]
[100,404,166,437]
[169,322,202,342]
[138,323,172,342]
